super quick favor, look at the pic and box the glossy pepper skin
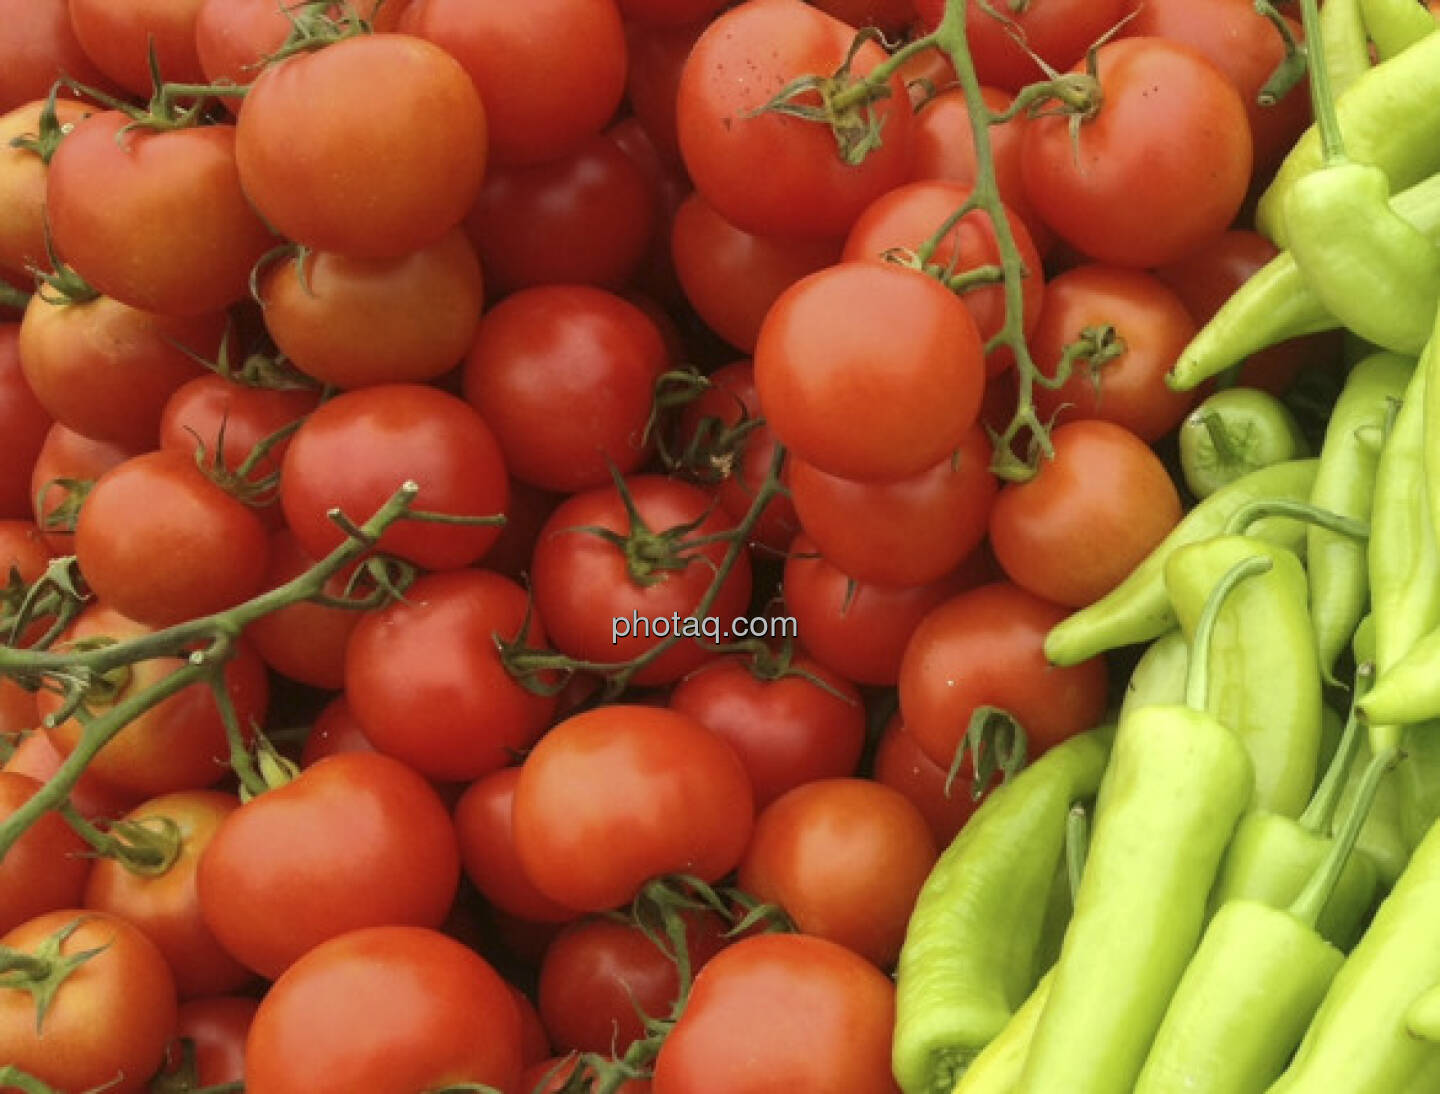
[892,727,1113,1094]
[1044,459,1318,667]
[1359,0,1437,59]
[1177,387,1309,500]
[1320,0,1372,98]
[950,971,1053,1094]
[1308,351,1415,681]
[1165,536,1322,816]
[1118,630,1188,722]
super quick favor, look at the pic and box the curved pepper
[951,971,1053,1094]
[1321,0,1373,98]
[1014,559,1260,1094]
[1118,631,1189,722]
[1360,0,1437,59]
[1178,387,1309,500]
[1044,459,1318,667]
[892,726,1113,1094]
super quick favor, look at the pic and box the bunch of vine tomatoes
[0,0,1335,1091]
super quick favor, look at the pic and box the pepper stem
[1296,0,1347,164]
[1298,660,1372,835]
[1223,497,1369,539]
[1185,555,1274,711]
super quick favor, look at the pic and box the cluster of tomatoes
[0,0,1340,1091]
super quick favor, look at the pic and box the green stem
[1185,555,1275,711]
[1299,663,1372,835]
[1066,801,1090,902]
[0,281,31,312]
[0,1066,63,1094]
[1201,412,1243,467]
[1223,497,1369,539]
[828,32,942,113]
[1296,0,1347,163]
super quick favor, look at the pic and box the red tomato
[244,925,522,1094]
[75,449,271,627]
[782,532,987,686]
[1021,38,1252,268]
[243,531,362,690]
[538,911,730,1054]
[68,0,207,95]
[873,712,982,847]
[676,0,914,239]
[755,261,985,483]
[513,706,755,912]
[464,133,656,295]
[523,1056,652,1093]
[453,767,576,924]
[83,790,251,999]
[345,569,559,782]
[625,19,707,166]
[673,360,801,553]
[0,518,53,648]
[46,115,276,316]
[1124,0,1309,175]
[28,424,135,554]
[738,778,936,968]
[989,420,1183,608]
[462,286,668,493]
[402,0,627,167]
[38,607,270,798]
[0,99,95,279]
[788,425,998,586]
[279,383,509,571]
[0,0,121,111]
[812,0,915,31]
[529,476,753,687]
[0,681,36,739]
[0,909,178,1094]
[197,752,461,979]
[479,479,562,581]
[0,324,51,519]
[0,772,90,934]
[1029,265,1200,443]
[898,581,1110,770]
[670,192,845,355]
[668,653,866,809]
[18,295,218,450]
[2,731,139,821]
[511,985,550,1068]
[651,933,900,1093]
[299,696,376,768]
[235,34,486,258]
[842,181,1044,376]
[152,995,257,1088]
[258,228,484,389]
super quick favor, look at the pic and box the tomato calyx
[265,1,379,64]
[150,1034,247,1094]
[61,806,183,877]
[0,280,31,313]
[3,556,87,653]
[1255,0,1306,106]
[8,85,76,167]
[561,470,721,589]
[31,250,100,308]
[0,1066,66,1094]
[731,637,856,707]
[189,417,303,508]
[0,916,111,1033]
[947,705,1030,802]
[1040,324,1127,394]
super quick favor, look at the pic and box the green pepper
[1321,0,1373,98]
[1118,631,1188,722]
[1014,559,1260,1094]
[892,726,1113,1094]
[1399,721,1440,850]
[1408,981,1440,1042]
[1267,815,1440,1091]
[1134,743,1396,1094]
[1257,31,1440,246]
[1044,459,1318,667]
[1164,535,1321,816]
[1177,387,1310,499]
[1360,0,1437,58]
[950,972,1053,1094]
[1308,351,1415,681]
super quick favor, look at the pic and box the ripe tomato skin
[668,654,866,809]
[842,181,1044,376]
[651,933,900,1094]
[68,0,207,96]
[462,286,668,493]
[2,732,140,821]
[0,325,51,519]
[47,115,277,316]
[513,706,755,913]
[0,99,95,278]
[243,531,361,690]
[279,383,509,571]
[989,420,1183,608]
[0,773,90,935]
[789,426,998,587]
[236,34,486,258]
[344,569,559,782]
[0,0,121,111]
[756,261,985,483]
[738,778,937,968]
[873,712,981,847]
[1022,38,1252,268]
[453,767,576,924]
[299,696,375,768]
[28,424,135,554]
[1029,265,1200,443]
[618,0,725,24]
[670,192,844,354]
[782,533,986,686]
[898,581,1110,770]
[625,19,707,166]
[529,476,753,687]
[402,0,627,167]
[83,790,251,999]
[464,133,656,295]
[38,608,271,798]
[676,0,914,240]
[0,909,179,1094]
[75,449,271,628]
[152,995,257,1087]
[196,752,462,980]
[18,295,218,451]
[538,911,730,1054]
[244,925,522,1094]
[259,228,484,389]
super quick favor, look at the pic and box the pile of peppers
[893,2,1440,1091]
